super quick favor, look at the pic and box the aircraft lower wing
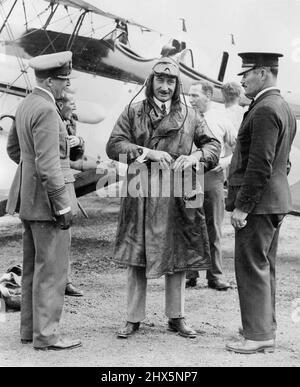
[0,160,121,217]
[1,162,300,217]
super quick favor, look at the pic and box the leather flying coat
[106,99,221,279]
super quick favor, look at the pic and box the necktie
[161,103,167,116]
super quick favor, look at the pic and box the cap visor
[237,68,252,76]
[56,72,77,80]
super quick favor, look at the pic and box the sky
[87,0,300,93]
[1,0,300,191]
[1,0,300,91]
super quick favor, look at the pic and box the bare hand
[173,155,198,172]
[68,135,80,148]
[146,150,173,169]
[210,164,223,173]
[231,208,248,230]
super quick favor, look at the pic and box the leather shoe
[34,338,82,351]
[21,339,33,344]
[186,278,197,288]
[226,339,275,354]
[168,318,197,338]
[65,283,83,297]
[207,279,230,291]
[117,322,140,338]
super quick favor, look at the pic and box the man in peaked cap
[225,52,297,354]
[33,52,83,299]
[6,51,81,350]
[107,57,221,339]
[29,51,73,79]
[237,52,283,76]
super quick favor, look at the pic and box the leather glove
[55,211,73,230]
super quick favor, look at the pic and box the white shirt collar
[254,87,279,101]
[34,86,55,103]
[153,96,171,114]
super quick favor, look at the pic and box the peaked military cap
[237,52,283,76]
[29,51,74,79]
[152,57,180,77]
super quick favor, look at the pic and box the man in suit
[6,51,81,350]
[225,52,297,354]
[186,81,236,291]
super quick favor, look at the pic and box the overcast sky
[89,0,300,92]
[1,0,300,189]
[1,0,300,91]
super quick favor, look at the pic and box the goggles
[152,60,180,77]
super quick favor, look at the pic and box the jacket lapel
[241,89,281,123]
[148,109,185,149]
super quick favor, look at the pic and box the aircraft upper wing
[45,0,157,31]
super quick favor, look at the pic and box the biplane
[0,0,300,216]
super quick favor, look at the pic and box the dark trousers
[21,220,70,348]
[187,173,224,281]
[235,214,284,341]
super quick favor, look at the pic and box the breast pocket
[59,132,70,159]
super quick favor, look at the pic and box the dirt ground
[0,193,299,367]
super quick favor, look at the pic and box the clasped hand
[146,150,173,169]
[147,150,198,171]
[173,155,198,172]
[68,135,80,148]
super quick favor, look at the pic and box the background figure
[221,82,245,131]
[186,81,236,290]
[57,92,85,163]
[226,52,296,354]
[106,57,220,339]
[56,92,84,297]
[6,51,81,351]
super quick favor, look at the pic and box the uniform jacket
[106,99,221,279]
[6,87,77,221]
[226,89,297,214]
